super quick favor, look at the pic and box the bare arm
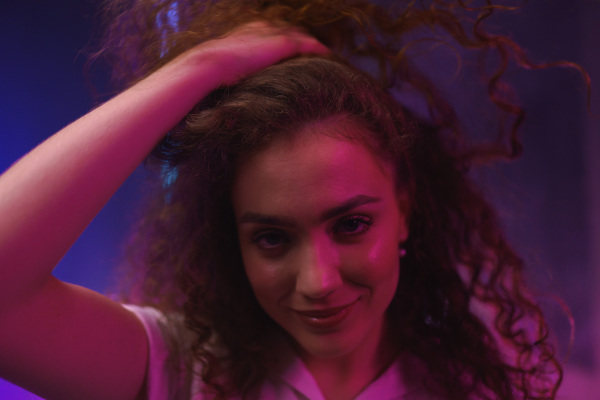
[0,22,327,400]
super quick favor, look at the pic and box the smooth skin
[233,119,409,400]
[0,22,327,400]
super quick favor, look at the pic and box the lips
[293,300,357,330]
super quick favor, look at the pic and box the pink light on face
[231,117,409,366]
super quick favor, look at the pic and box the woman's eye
[335,215,373,235]
[252,230,288,250]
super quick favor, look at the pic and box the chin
[291,326,370,361]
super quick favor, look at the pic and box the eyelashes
[250,214,374,251]
[251,229,289,250]
[334,215,373,235]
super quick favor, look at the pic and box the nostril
[295,262,343,299]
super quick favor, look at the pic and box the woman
[0,1,571,399]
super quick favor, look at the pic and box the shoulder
[123,304,198,400]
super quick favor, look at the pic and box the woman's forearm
[0,48,222,304]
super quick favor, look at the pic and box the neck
[297,318,400,400]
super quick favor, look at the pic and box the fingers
[230,20,329,56]
[202,20,330,85]
[284,28,330,56]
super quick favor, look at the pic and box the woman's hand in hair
[183,20,330,86]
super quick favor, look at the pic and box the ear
[396,189,410,243]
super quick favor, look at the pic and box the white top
[124,304,436,400]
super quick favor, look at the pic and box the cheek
[344,231,400,287]
[363,237,401,309]
[242,254,291,304]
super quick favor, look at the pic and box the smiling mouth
[293,301,357,330]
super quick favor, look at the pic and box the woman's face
[232,118,409,361]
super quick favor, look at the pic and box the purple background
[1,1,598,398]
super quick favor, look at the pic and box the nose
[294,236,343,299]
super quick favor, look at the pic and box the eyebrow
[320,195,381,221]
[238,195,381,226]
[238,213,295,227]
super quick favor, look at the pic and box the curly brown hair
[94,0,583,398]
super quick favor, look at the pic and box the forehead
[237,116,391,177]
[231,118,396,216]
